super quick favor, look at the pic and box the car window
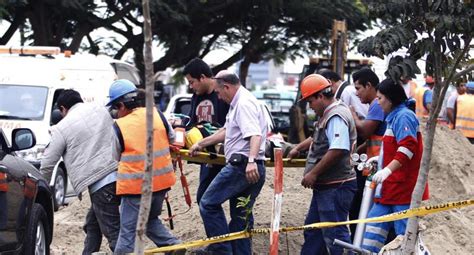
[0,85,48,120]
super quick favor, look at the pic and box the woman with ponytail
[362,79,429,253]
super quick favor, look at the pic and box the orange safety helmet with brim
[299,74,332,101]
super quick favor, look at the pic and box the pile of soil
[50,123,473,254]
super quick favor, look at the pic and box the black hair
[183,58,213,79]
[377,78,407,107]
[56,89,84,110]
[352,68,380,88]
[320,70,341,82]
[116,89,146,110]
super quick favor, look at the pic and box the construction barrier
[171,149,306,168]
[144,199,473,254]
[269,148,283,255]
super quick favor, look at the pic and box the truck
[0,46,140,209]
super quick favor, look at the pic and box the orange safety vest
[116,108,176,195]
[366,134,383,158]
[415,87,429,118]
[0,173,8,192]
[455,94,474,138]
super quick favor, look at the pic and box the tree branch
[0,9,26,45]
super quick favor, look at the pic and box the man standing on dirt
[183,58,230,205]
[40,89,120,254]
[287,74,357,255]
[189,71,268,255]
[108,80,183,254]
[349,68,385,238]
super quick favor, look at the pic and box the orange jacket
[415,87,429,118]
[455,94,474,138]
[116,108,176,195]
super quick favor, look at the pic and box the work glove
[372,167,392,183]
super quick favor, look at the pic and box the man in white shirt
[320,70,369,119]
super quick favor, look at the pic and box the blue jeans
[301,180,357,255]
[199,162,266,255]
[114,189,181,254]
[83,182,121,255]
[362,203,409,253]
[196,164,222,205]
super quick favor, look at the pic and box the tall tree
[358,0,474,254]
[135,0,153,253]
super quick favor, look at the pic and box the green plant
[236,195,253,231]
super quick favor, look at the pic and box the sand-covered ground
[51,123,474,254]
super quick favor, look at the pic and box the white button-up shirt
[224,86,268,161]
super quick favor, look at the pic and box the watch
[248,158,255,163]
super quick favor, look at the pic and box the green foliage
[236,195,252,231]
[358,0,474,81]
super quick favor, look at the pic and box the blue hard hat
[107,79,137,106]
[466,81,474,89]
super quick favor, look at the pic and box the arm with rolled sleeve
[39,127,66,182]
[236,102,263,184]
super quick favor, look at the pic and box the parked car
[252,89,297,136]
[0,128,54,254]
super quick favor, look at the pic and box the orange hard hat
[300,74,331,101]
[425,75,434,84]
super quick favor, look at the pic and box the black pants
[82,182,121,254]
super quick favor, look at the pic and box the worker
[455,81,474,144]
[40,90,120,254]
[287,74,357,255]
[108,80,183,254]
[182,58,230,204]
[414,75,435,118]
[362,79,429,253]
[320,70,369,119]
[189,71,268,255]
[349,68,386,239]
[446,80,467,129]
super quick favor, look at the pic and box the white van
[0,46,139,209]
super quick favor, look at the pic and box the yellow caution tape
[145,199,473,254]
[171,149,306,168]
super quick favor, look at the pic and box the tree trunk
[239,58,251,88]
[134,0,154,254]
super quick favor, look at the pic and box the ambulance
[0,46,139,209]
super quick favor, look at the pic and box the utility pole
[134,0,154,254]
[331,19,347,79]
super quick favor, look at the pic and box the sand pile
[51,123,473,254]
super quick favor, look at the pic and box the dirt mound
[418,123,474,254]
[51,123,473,254]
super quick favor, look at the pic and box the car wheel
[24,203,50,255]
[53,167,66,210]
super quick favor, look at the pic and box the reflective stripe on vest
[455,94,474,138]
[116,108,176,195]
[415,87,429,118]
[367,135,383,158]
[0,173,8,192]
